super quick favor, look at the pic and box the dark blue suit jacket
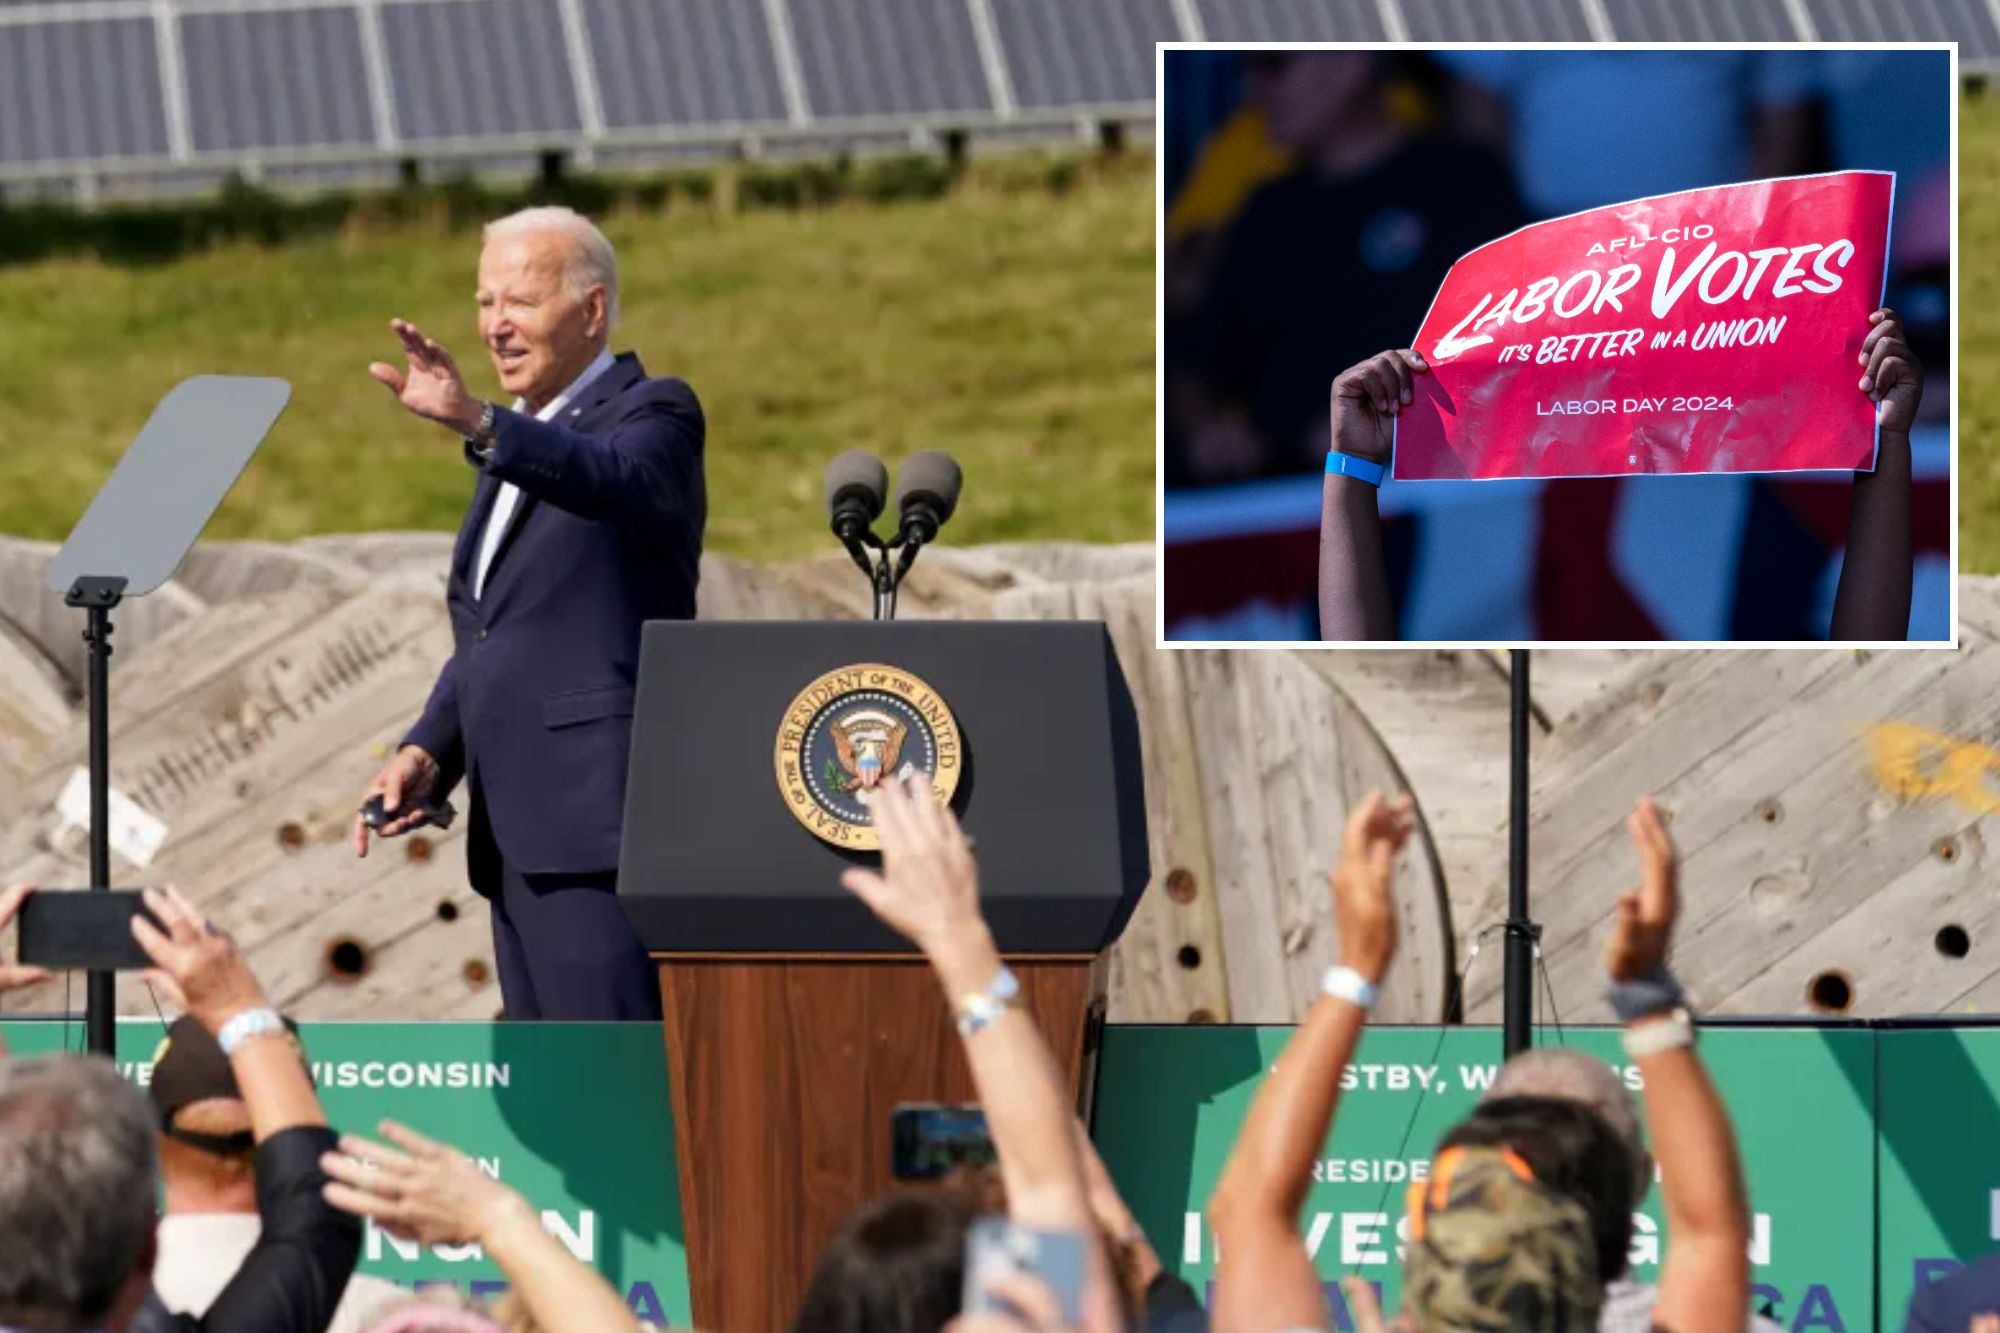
[404,352,704,879]
[1906,1253,2000,1333]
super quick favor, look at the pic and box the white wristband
[954,965,1021,1038]
[1321,965,1379,1011]
[1621,1007,1696,1060]
[215,1007,287,1056]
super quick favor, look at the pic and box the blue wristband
[1325,451,1387,487]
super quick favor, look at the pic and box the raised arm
[135,885,360,1333]
[1602,799,1750,1333]
[0,883,52,1058]
[1829,308,1921,641]
[1206,793,1413,1333]
[839,777,1121,1333]
[481,382,705,541]
[323,1120,644,1333]
[1319,351,1424,641]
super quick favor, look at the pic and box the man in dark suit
[351,206,703,1021]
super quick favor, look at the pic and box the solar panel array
[0,0,1984,192]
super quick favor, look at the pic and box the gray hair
[482,205,621,330]
[1488,1047,1648,1194]
[0,1056,159,1331]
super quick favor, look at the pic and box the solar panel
[1805,0,1997,53]
[381,0,582,141]
[1192,0,1388,41]
[1601,0,1804,40]
[585,0,788,128]
[990,0,1176,109]
[783,0,991,118]
[0,20,167,164]
[1398,0,1595,41]
[181,7,377,151]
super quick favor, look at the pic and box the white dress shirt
[472,346,617,599]
[154,1213,405,1333]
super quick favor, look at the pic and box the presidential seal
[774,663,963,849]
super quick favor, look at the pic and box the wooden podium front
[658,952,1107,1332]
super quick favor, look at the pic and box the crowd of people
[5,767,1925,1333]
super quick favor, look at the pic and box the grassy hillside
[1965,92,1995,571]
[0,156,1154,559]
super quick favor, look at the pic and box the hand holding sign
[1860,307,1922,434]
[1331,349,1429,465]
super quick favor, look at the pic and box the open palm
[368,318,476,430]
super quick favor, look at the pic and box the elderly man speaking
[352,206,704,1021]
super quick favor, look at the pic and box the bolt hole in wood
[405,836,433,863]
[1164,868,1198,904]
[1756,799,1782,825]
[1176,944,1201,970]
[463,959,489,986]
[1185,1008,1216,1024]
[276,823,306,852]
[1935,838,1959,864]
[1807,970,1853,1014]
[1936,924,1971,959]
[325,937,369,983]
[436,900,460,922]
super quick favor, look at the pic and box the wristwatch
[462,400,499,461]
[1605,965,1689,1024]
[1321,964,1380,1011]
[1325,451,1388,487]
[954,965,1021,1037]
[215,1006,289,1056]
[1622,1006,1696,1059]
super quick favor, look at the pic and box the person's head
[0,1055,160,1333]
[1253,53,1389,153]
[789,1189,981,1333]
[361,1287,515,1333]
[1488,1047,1652,1201]
[151,1015,258,1210]
[1402,1143,1602,1333]
[1437,1095,1638,1285]
[476,206,620,410]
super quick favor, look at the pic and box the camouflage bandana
[1402,1145,1603,1333]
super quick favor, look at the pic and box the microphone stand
[835,527,927,621]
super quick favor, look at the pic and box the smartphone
[18,890,161,970]
[962,1217,1087,1325]
[891,1102,995,1182]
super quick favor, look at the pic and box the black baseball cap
[149,1014,302,1155]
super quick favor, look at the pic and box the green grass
[0,156,1155,560]
[1966,93,1998,570]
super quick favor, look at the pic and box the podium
[619,621,1149,1331]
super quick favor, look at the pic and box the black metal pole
[1503,648,1533,1059]
[85,602,115,1058]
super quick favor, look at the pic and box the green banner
[1878,1028,2000,1328]
[9,1018,1998,1332]
[1093,1026,1875,1333]
[0,1021,692,1327]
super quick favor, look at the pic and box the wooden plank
[0,536,209,696]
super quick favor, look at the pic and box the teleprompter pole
[68,577,126,1058]
[1503,648,1535,1060]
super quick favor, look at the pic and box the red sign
[1393,172,1894,481]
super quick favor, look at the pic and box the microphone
[893,451,963,548]
[825,450,888,543]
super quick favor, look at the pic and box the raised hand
[0,884,51,993]
[838,776,982,955]
[1859,307,1922,435]
[1330,791,1415,984]
[131,885,269,1034]
[368,318,481,434]
[322,1120,528,1247]
[1603,796,1677,982]
[1329,349,1429,465]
